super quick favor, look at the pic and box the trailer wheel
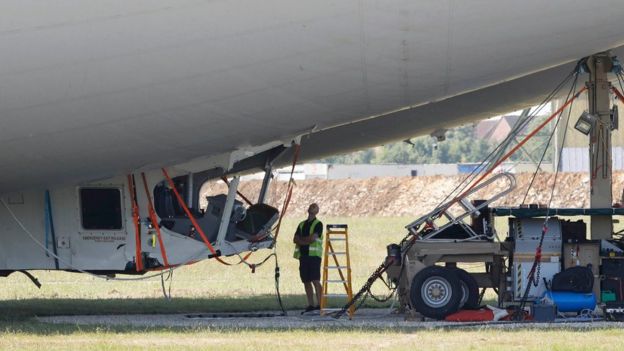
[410,266,461,320]
[451,268,480,310]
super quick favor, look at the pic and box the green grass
[0,217,406,324]
[2,323,624,351]
[1,216,623,350]
[0,217,406,304]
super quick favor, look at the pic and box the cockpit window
[80,188,123,230]
[154,176,189,218]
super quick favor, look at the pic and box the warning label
[82,236,125,243]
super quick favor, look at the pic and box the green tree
[319,123,498,165]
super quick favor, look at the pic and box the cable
[328,66,578,321]
[331,260,392,319]
[3,191,287,316]
[616,72,624,100]
[223,240,276,269]
[522,72,579,204]
[161,268,173,301]
[366,288,396,303]
[435,70,575,208]
[514,81,583,319]
[393,65,581,320]
[273,249,287,316]
[222,240,286,315]
[546,80,578,210]
[401,69,579,245]
[1,197,208,282]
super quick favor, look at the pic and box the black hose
[273,252,287,316]
[522,73,579,204]
[332,258,396,319]
[515,76,582,320]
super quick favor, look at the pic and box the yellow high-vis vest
[293,218,322,259]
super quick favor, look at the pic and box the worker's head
[307,203,319,218]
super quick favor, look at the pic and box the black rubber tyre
[451,268,480,310]
[410,266,462,320]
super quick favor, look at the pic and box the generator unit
[509,217,562,301]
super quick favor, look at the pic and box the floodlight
[574,111,597,135]
[430,128,447,142]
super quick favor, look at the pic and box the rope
[0,197,206,281]
[184,144,300,268]
[160,144,301,268]
[448,86,587,214]
[224,144,302,267]
[403,76,582,242]
[398,69,575,241]
[222,241,274,269]
[430,70,576,218]
[273,248,287,316]
[162,168,234,266]
[221,176,253,206]
[383,66,585,320]
[141,172,170,268]
[1,149,300,295]
[160,269,174,301]
[515,82,583,319]
[272,143,301,242]
[616,71,624,101]
[332,257,396,319]
[127,174,144,272]
[612,84,624,103]
[545,86,578,211]
[522,73,579,204]
[219,144,299,315]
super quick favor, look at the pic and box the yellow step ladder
[320,224,354,319]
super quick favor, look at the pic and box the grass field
[1,216,624,350]
[4,326,624,351]
[0,217,407,308]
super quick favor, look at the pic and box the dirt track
[37,309,623,330]
[202,172,624,217]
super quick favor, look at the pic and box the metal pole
[216,176,240,246]
[587,53,613,240]
[552,101,559,173]
[258,162,273,204]
[187,172,194,210]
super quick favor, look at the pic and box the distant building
[241,164,328,181]
[326,164,457,179]
[240,162,550,181]
[473,115,520,143]
[555,94,624,172]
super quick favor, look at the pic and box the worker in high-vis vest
[293,203,323,314]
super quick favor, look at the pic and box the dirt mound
[201,172,624,217]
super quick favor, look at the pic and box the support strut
[258,160,272,204]
[587,53,614,239]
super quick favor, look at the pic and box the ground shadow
[0,294,403,335]
[0,294,398,334]
[0,294,304,321]
[0,295,574,336]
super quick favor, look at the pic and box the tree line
[320,119,553,165]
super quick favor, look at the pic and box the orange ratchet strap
[612,86,624,102]
[235,143,302,261]
[272,143,301,241]
[127,174,143,272]
[140,172,170,268]
[221,176,253,206]
[161,168,233,266]
[161,143,301,267]
[445,87,587,211]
